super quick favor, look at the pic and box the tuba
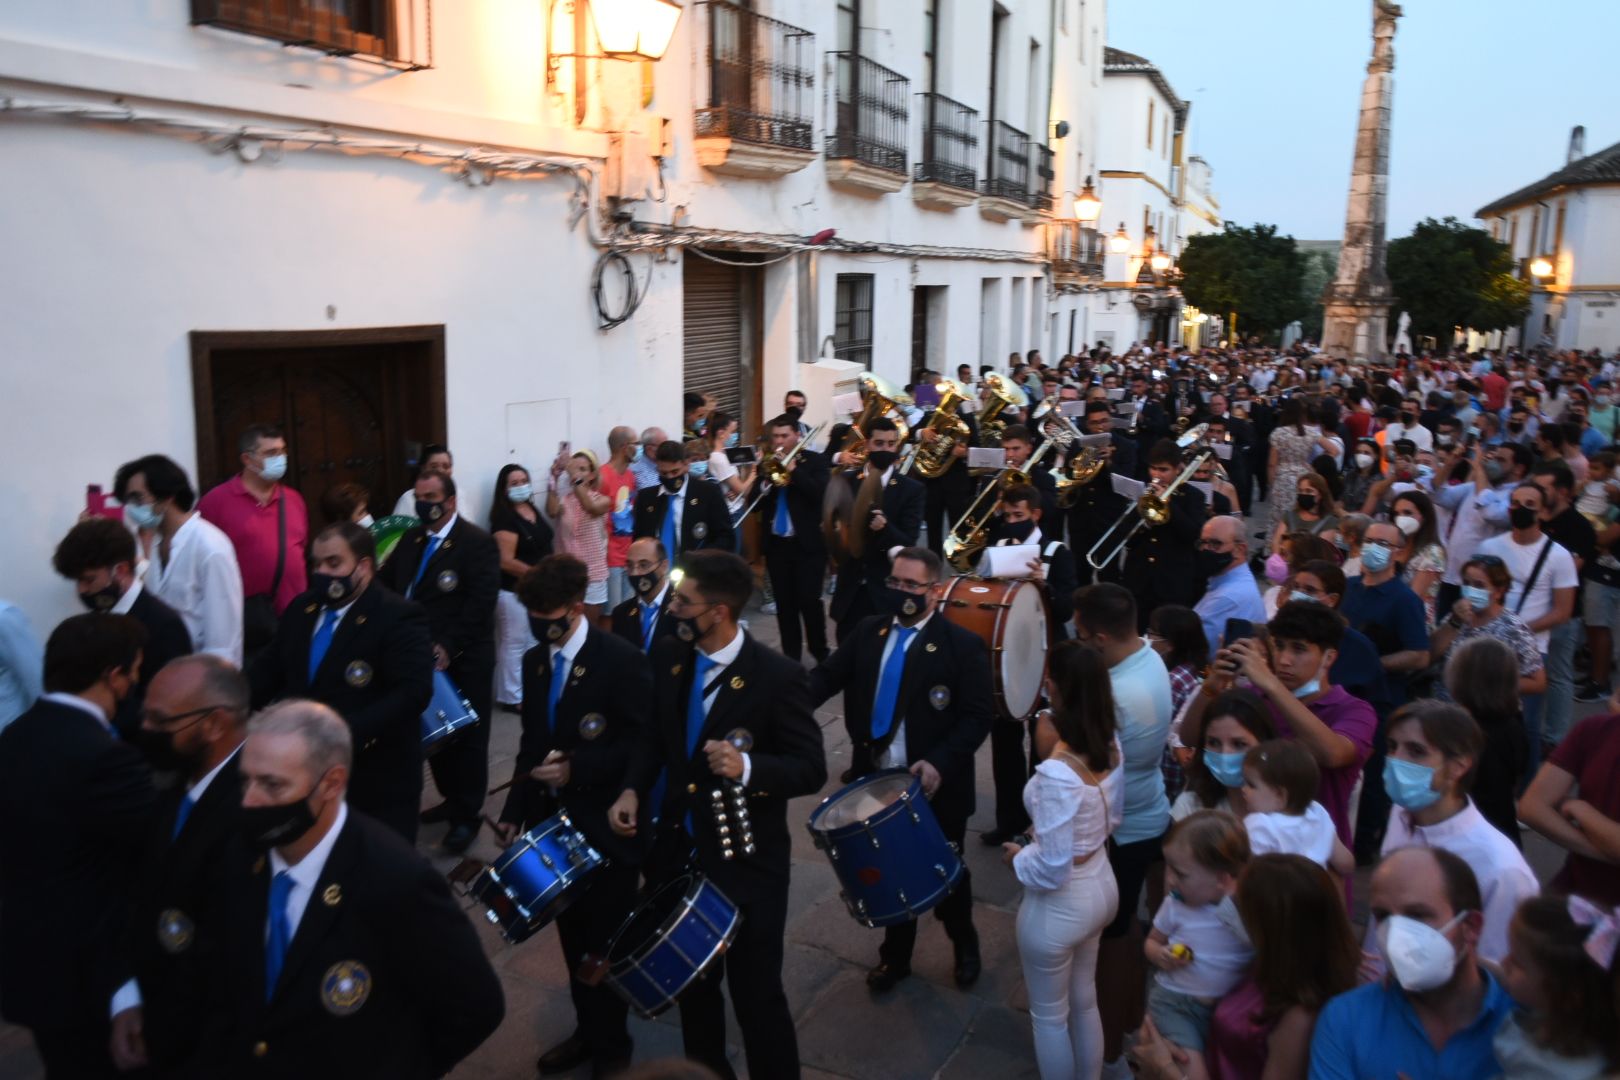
[836,372,913,468]
[907,381,972,479]
[976,373,1024,446]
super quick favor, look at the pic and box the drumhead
[817,772,913,830]
[998,581,1049,719]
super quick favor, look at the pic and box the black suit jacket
[211,812,504,1078]
[610,587,679,652]
[121,750,244,1071]
[809,615,993,826]
[115,587,194,739]
[251,585,434,832]
[499,627,653,866]
[382,517,500,671]
[631,478,735,556]
[0,699,157,1030]
[626,634,826,903]
[829,470,925,621]
[751,451,829,556]
[1122,484,1208,598]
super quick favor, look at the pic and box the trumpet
[1085,447,1212,571]
[942,437,1062,574]
[837,372,912,468]
[741,420,827,518]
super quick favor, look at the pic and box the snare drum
[806,769,964,928]
[605,874,740,1018]
[420,670,479,752]
[468,811,604,943]
[939,576,1049,720]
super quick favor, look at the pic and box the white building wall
[1481,185,1620,353]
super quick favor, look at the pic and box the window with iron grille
[835,275,875,369]
[829,52,909,174]
[190,0,431,70]
[696,1,815,151]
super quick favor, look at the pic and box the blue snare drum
[469,812,604,944]
[806,768,964,928]
[420,670,479,753]
[605,874,741,1019]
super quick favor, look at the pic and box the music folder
[1111,474,1145,500]
[1211,442,1232,460]
[977,544,1041,579]
[967,447,1007,470]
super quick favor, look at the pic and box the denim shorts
[1146,980,1216,1052]
[1585,581,1620,629]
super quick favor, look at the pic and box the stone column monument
[1322,0,1401,363]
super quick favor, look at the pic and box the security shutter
[682,256,743,423]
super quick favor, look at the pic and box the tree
[1386,216,1529,343]
[1299,248,1338,341]
[1178,224,1307,343]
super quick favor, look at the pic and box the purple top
[1266,685,1376,846]
[1209,977,1272,1080]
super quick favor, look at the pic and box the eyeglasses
[1197,540,1233,552]
[139,705,221,730]
[666,593,712,614]
[883,576,933,593]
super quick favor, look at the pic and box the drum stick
[487,777,520,796]
[486,751,571,796]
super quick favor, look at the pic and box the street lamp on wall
[1150,250,1172,273]
[547,0,683,85]
[1075,177,1101,223]
[1529,256,1554,281]
[1108,223,1131,254]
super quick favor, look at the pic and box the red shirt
[1480,371,1509,411]
[598,463,636,568]
[197,475,308,613]
[1548,713,1620,906]
[1345,409,1373,441]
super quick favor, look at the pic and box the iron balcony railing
[1032,143,1055,212]
[190,0,431,70]
[914,92,979,190]
[695,1,815,151]
[1049,221,1105,278]
[828,52,909,174]
[983,120,1031,203]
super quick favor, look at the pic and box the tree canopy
[1386,216,1529,342]
[1178,223,1307,342]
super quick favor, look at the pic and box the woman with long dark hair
[1390,489,1444,623]
[1003,641,1124,1079]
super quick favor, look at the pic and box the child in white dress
[1240,740,1355,877]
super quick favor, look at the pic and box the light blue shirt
[1309,968,1514,1080]
[0,603,43,734]
[1108,640,1173,845]
[1193,562,1266,658]
[630,454,660,492]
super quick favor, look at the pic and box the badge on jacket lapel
[693,521,708,541]
[729,676,745,691]
[321,961,371,1016]
[579,713,607,740]
[344,661,373,688]
[437,569,459,593]
[930,685,951,710]
[156,909,194,954]
[322,884,343,907]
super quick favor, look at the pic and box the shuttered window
[835,273,874,369]
[682,256,744,422]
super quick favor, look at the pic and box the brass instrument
[836,372,913,468]
[906,381,972,479]
[741,420,827,519]
[942,437,1062,574]
[1085,446,1213,571]
[976,373,1024,446]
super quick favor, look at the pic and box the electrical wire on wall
[591,249,647,330]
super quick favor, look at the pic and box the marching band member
[752,413,831,664]
[609,537,679,652]
[1065,401,1138,587]
[383,472,501,855]
[997,424,1060,524]
[611,551,826,1080]
[1119,439,1209,631]
[252,522,433,843]
[494,554,651,1077]
[829,417,924,643]
[632,440,735,557]
[915,378,979,560]
[809,547,993,992]
[214,701,504,1076]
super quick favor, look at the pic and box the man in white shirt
[390,443,453,518]
[115,455,245,666]
[1381,399,1433,459]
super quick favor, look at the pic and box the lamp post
[1107,222,1131,254]
[548,0,684,86]
[1075,177,1101,224]
[1529,256,1554,281]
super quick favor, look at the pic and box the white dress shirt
[146,514,245,667]
[110,579,143,615]
[550,614,589,670]
[310,597,359,645]
[693,628,750,782]
[268,801,350,944]
[874,613,931,770]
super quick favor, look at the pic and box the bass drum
[939,577,1049,721]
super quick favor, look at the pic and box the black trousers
[556,860,638,1062]
[990,717,1033,834]
[428,656,493,826]
[679,884,799,1080]
[922,475,973,557]
[833,583,878,645]
[31,1020,120,1079]
[879,809,975,967]
[764,536,827,662]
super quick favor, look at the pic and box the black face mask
[1197,549,1236,578]
[529,614,573,644]
[311,571,359,608]
[672,613,707,643]
[240,777,325,852]
[1508,422,1524,434]
[137,727,191,773]
[1510,505,1538,530]
[997,520,1037,543]
[80,581,123,613]
[629,571,661,598]
[1400,414,1417,426]
[866,450,899,471]
[416,499,447,524]
[660,474,684,494]
[1296,493,1318,512]
[880,585,927,624]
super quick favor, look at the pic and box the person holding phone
[701,411,751,534]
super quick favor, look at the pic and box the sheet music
[1211,442,1232,460]
[1078,433,1114,449]
[1111,474,1145,500]
[968,447,1007,470]
[978,544,1041,578]
[1188,480,1214,500]
[832,391,864,418]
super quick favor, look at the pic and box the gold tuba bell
[975,373,1024,446]
[836,372,913,468]
[907,381,973,479]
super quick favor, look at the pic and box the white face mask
[1394,513,1422,536]
[1355,453,1375,470]
[1376,912,1466,993]
[358,513,375,529]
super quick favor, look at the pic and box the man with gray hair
[211,700,503,1076]
[630,426,667,492]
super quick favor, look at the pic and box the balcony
[826,52,909,195]
[693,2,816,178]
[1031,143,1055,215]
[912,92,979,211]
[190,0,431,70]
[1049,221,1105,285]
[980,121,1031,221]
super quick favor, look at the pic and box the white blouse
[1245,802,1337,867]
[144,514,244,667]
[1013,740,1125,891]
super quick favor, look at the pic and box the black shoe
[442,823,477,855]
[865,961,911,992]
[980,828,1015,847]
[840,766,860,784]
[953,934,981,988]
[537,1033,589,1074]
[420,801,452,825]
[1576,680,1611,703]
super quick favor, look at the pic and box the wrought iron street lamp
[1075,177,1101,223]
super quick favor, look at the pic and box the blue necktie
[264,870,293,1001]
[871,626,917,740]
[408,533,443,598]
[307,608,340,682]
[172,793,195,841]
[640,603,658,650]
[547,653,569,731]
[773,491,792,536]
[686,653,718,757]
[661,493,678,557]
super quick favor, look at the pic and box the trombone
[741,420,828,519]
[1085,443,1213,571]
[942,436,1063,574]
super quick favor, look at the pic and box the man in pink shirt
[598,425,640,611]
[198,424,308,647]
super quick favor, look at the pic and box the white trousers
[495,588,536,706]
[1016,854,1119,1080]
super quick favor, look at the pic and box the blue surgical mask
[690,461,710,479]
[1360,543,1393,574]
[1289,590,1319,605]
[724,431,740,449]
[1383,755,1442,811]
[260,454,288,482]
[126,501,162,530]
[1460,584,1490,610]
[631,445,643,463]
[1293,678,1322,699]
[1203,749,1246,788]
[507,483,533,503]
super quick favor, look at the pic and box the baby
[1576,451,1619,529]
[1240,740,1355,875]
